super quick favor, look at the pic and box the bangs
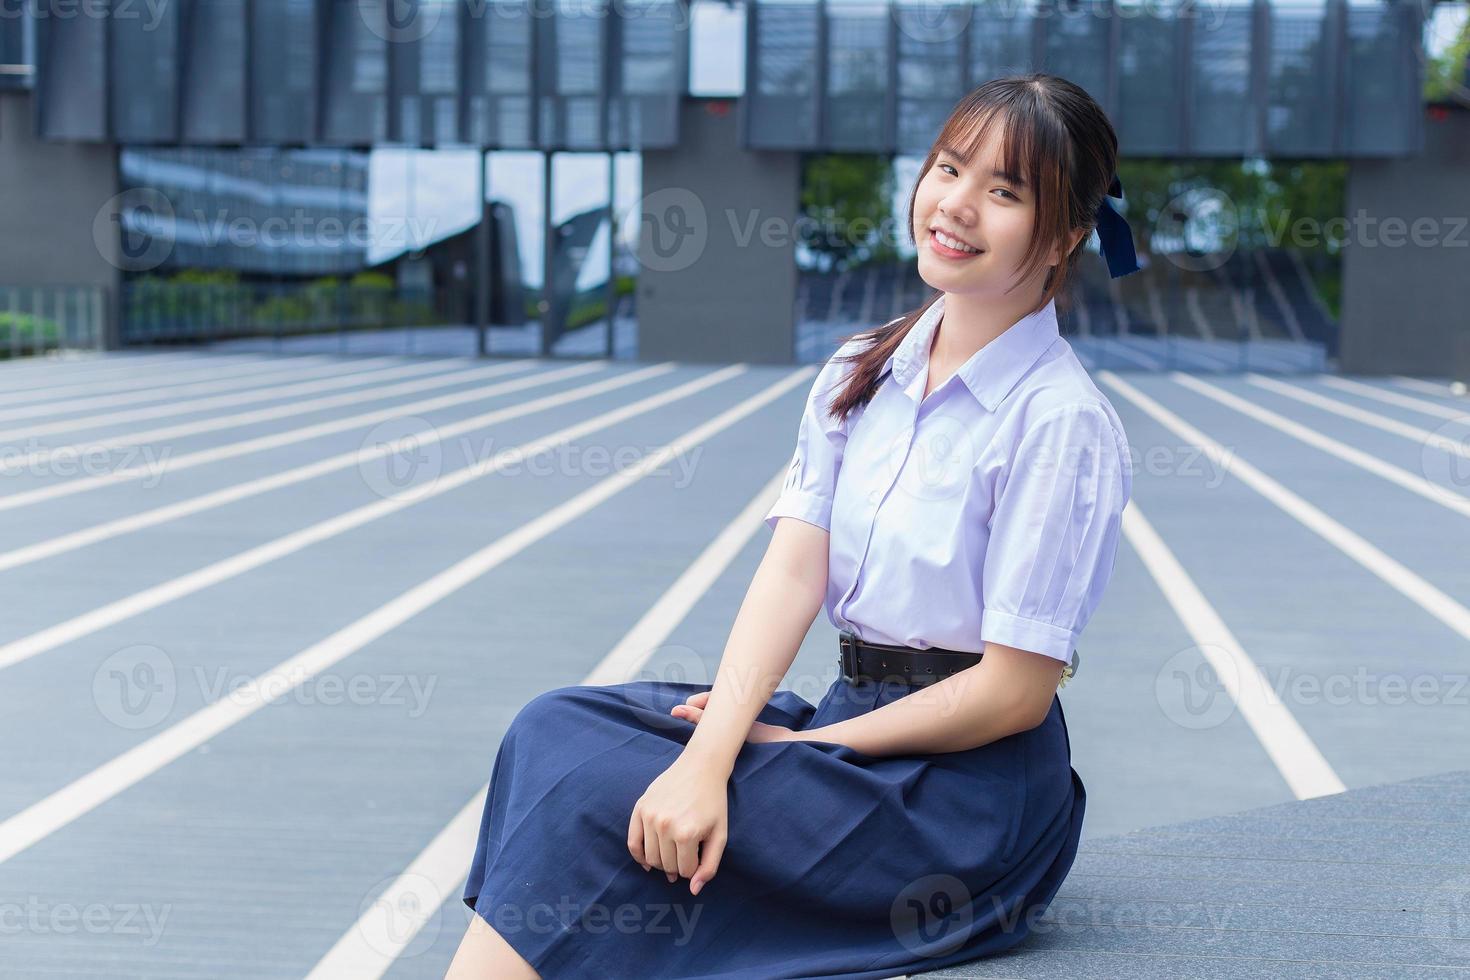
[936,103,1058,202]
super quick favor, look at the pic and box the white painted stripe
[1243,374,1470,464]
[0,351,270,384]
[0,364,658,575]
[0,351,201,374]
[307,466,797,978]
[0,365,811,866]
[1388,375,1469,399]
[1101,371,1470,647]
[0,360,550,512]
[1314,376,1470,422]
[0,354,345,407]
[1119,501,1344,799]
[1173,373,1470,520]
[0,357,468,443]
[0,364,665,575]
[0,355,402,418]
[0,363,677,665]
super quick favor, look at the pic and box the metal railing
[119,281,444,345]
[0,284,107,359]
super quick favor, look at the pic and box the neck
[931,285,1047,367]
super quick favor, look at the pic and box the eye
[994,188,1019,202]
[938,163,958,177]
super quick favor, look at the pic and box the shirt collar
[882,292,1061,413]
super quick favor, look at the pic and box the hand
[670,690,798,745]
[628,752,730,896]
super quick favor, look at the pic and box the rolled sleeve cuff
[980,610,1076,663]
[763,489,833,532]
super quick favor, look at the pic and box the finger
[671,705,703,723]
[675,832,701,883]
[685,690,711,708]
[627,803,651,871]
[691,831,726,896]
[658,824,680,884]
[643,814,663,873]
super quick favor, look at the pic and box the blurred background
[1,0,1465,373]
[1,1,1469,977]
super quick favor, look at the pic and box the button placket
[833,409,919,625]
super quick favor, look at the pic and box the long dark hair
[826,73,1123,425]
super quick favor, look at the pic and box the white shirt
[764,292,1132,663]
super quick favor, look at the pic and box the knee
[508,685,583,733]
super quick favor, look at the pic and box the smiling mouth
[928,228,984,256]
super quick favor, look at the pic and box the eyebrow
[936,142,1029,190]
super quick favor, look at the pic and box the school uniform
[460,291,1133,979]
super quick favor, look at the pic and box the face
[913,119,1083,298]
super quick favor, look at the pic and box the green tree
[798,154,897,272]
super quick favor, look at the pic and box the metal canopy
[740,0,1428,157]
[28,0,688,149]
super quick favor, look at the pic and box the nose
[937,197,977,229]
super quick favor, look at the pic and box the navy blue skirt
[461,673,1085,979]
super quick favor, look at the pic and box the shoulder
[1003,340,1130,456]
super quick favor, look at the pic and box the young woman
[447,72,1137,979]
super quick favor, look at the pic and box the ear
[1048,226,1091,266]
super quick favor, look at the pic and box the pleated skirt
[461,672,1085,979]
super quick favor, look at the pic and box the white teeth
[934,230,979,254]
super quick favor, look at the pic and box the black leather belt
[837,629,1080,689]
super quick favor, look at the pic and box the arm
[796,644,1064,755]
[679,517,831,777]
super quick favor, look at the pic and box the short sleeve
[763,352,853,533]
[979,404,1131,662]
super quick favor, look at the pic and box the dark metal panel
[825,0,887,151]
[321,0,388,146]
[386,0,460,146]
[745,0,821,150]
[249,0,318,143]
[0,0,35,91]
[1040,0,1111,106]
[611,0,683,149]
[110,0,181,142]
[180,0,248,143]
[547,0,604,149]
[464,0,535,148]
[34,3,107,140]
[892,0,969,155]
[1265,0,1335,156]
[1189,0,1253,155]
[968,0,1036,85]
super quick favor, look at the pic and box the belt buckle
[838,631,859,681]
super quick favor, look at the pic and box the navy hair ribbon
[1096,174,1140,279]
